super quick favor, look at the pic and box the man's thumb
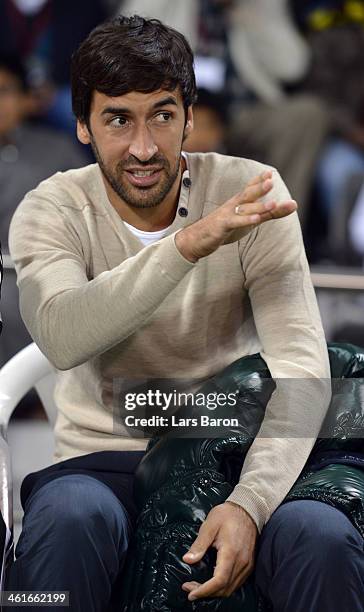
[183,531,213,564]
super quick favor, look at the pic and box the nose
[128,124,158,161]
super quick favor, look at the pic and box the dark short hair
[71,15,197,125]
[0,55,29,92]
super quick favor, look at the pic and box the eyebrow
[101,96,178,116]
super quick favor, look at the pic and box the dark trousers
[8,475,364,611]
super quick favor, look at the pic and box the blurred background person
[224,0,330,232]
[291,0,364,258]
[0,54,88,253]
[0,0,110,134]
[0,54,88,369]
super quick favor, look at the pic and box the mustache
[118,155,169,170]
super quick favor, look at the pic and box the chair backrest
[0,343,57,432]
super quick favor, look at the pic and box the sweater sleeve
[226,171,331,532]
[8,194,195,370]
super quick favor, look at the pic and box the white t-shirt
[123,221,172,247]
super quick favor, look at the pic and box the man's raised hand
[175,170,297,263]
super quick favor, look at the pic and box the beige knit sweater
[9,152,330,532]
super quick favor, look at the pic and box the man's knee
[262,499,363,568]
[18,475,130,557]
[255,499,364,612]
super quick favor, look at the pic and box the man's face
[0,69,28,137]
[77,88,193,210]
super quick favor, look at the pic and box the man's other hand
[175,170,297,262]
[181,501,258,601]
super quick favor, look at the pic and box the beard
[90,137,182,209]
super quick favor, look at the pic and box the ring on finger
[235,205,244,215]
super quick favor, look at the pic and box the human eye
[154,111,172,123]
[109,116,128,128]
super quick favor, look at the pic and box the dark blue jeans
[8,475,364,611]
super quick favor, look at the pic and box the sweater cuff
[153,232,196,282]
[226,484,270,533]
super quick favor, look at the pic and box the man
[8,15,362,612]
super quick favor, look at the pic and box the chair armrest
[0,344,55,431]
[0,435,13,592]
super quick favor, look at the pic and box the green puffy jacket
[120,343,364,611]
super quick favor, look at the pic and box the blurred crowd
[1,0,364,370]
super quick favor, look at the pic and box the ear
[184,106,194,138]
[77,120,91,145]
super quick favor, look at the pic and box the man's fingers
[271,200,298,217]
[257,200,297,223]
[181,581,200,592]
[234,200,277,217]
[245,170,272,189]
[183,559,254,601]
[229,171,273,209]
[227,200,277,229]
[186,574,229,601]
[232,199,297,227]
[186,547,235,601]
[218,559,255,598]
[182,539,210,563]
[228,563,254,595]
[183,522,218,564]
[185,557,253,601]
[241,178,273,204]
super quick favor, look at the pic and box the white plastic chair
[0,343,56,591]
